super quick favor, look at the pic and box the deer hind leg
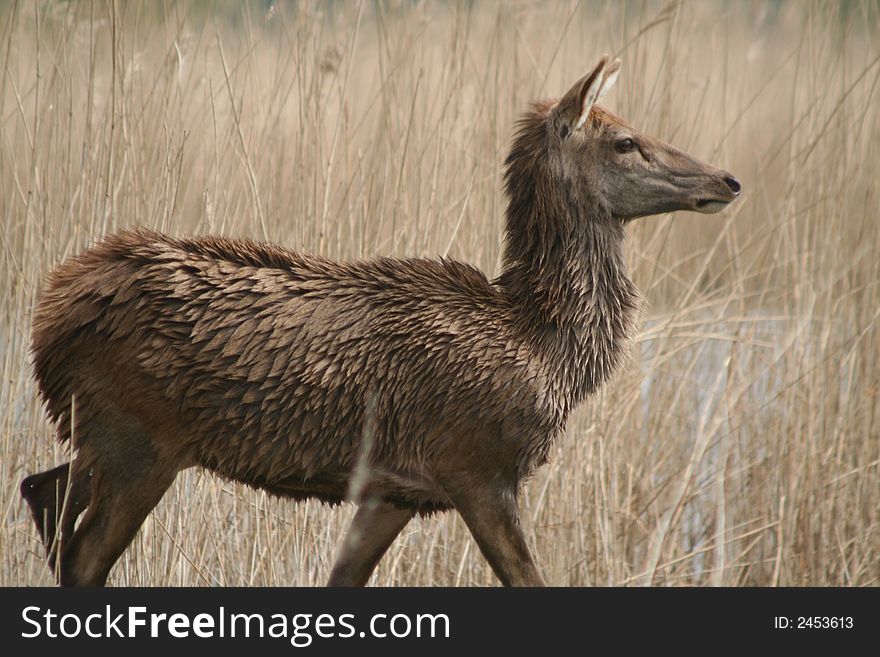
[21,461,92,572]
[444,478,546,587]
[327,500,413,586]
[52,413,178,587]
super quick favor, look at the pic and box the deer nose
[723,175,742,196]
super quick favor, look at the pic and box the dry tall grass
[1,0,878,586]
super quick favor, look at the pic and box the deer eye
[614,138,636,154]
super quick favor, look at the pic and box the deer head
[551,55,741,221]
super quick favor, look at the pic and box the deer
[21,55,740,587]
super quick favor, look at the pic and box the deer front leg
[446,479,546,587]
[327,500,413,586]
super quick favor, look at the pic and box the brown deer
[21,56,740,587]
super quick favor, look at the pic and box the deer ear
[557,55,621,132]
[595,58,621,104]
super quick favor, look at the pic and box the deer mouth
[694,198,732,213]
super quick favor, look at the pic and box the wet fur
[23,100,641,586]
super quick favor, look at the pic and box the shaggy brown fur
[21,56,739,586]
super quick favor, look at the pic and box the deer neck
[497,203,640,415]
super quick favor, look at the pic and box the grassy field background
[1,0,878,586]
